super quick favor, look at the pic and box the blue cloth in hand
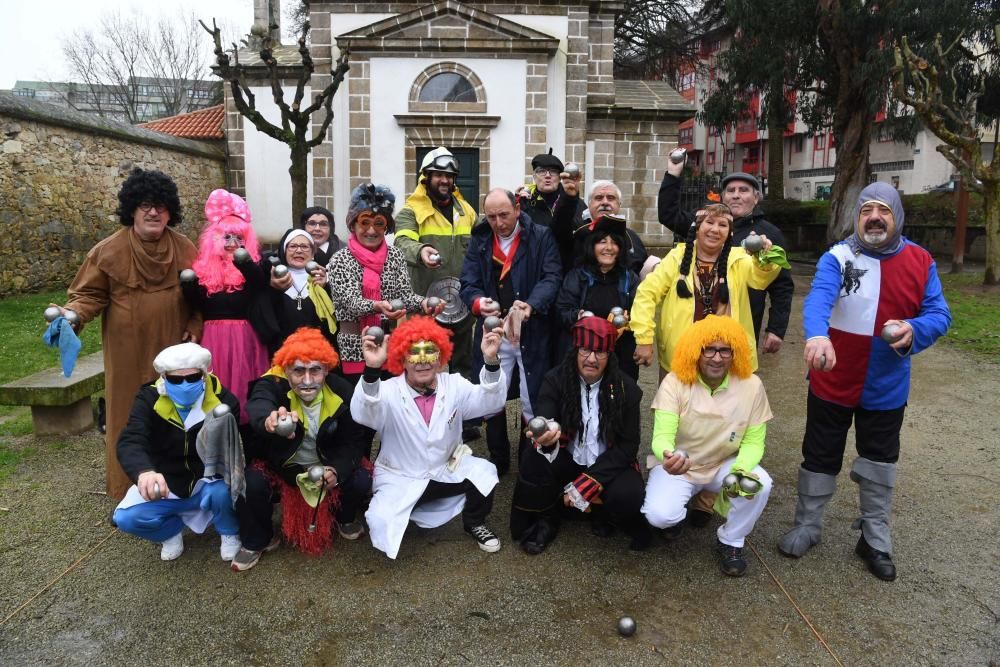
[42,317,82,378]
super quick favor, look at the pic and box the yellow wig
[671,314,752,385]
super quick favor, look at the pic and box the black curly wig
[116,168,183,227]
[582,230,628,273]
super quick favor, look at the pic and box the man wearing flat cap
[509,316,649,554]
[113,342,242,563]
[778,182,950,582]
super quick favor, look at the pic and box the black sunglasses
[164,371,204,384]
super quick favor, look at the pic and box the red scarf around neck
[491,230,521,281]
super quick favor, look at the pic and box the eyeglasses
[286,243,313,252]
[356,217,388,231]
[222,234,244,246]
[701,346,733,359]
[138,202,168,213]
[534,167,560,177]
[577,348,609,361]
[164,371,203,384]
[304,219,330,228]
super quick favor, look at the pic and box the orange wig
[671,314,752,385]
[272,327,340,369]
[385,316,453,376]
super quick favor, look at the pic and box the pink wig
[193,189,261,295]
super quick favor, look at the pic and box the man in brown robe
[58,169,202,498]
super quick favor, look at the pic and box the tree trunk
[952,178,969,273]
[984,182,1000,285]
[767,111,785,200]
[828,109,871,243]
[290,144,309,227]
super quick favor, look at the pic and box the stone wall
[0,94,226,297]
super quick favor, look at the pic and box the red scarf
[348,236,388,332]
[491,231,521,281]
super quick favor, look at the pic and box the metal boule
[610,306,624,317]
[212,404,231,418]
[268,255,280,266]
[742,235,765,253]
[881,323,902,343]
[612,315,628,328]
[429,252,441,264]
[483,315,503,332]
[152,481,161,500]
[44,306,62,322]
[274,414,295,437]
[819,354,827,369]
[308,465,325,483]
[233,248,251,264]
[564,162,580,178]
[723,473,739,489]
[389,298,405,312]
[365,326,385,346]
[739,477,761,494]
[306,261,321,272]
[426,296,442,309]
[179,268,197,283]
[669,148,687,164]
[581,310,595,318]
[617,616,637,637]
[673,449,689,459]
[63,309,80,325]
[273,264,289,278]
[547,420,560,433]
[527,416,548,439]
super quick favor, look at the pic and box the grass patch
[0,444,34,482]
[0,289,102,385]
[0,408,33,437]
[939,271,1000,360]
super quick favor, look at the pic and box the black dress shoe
[590,518,616,538]
[855,536,897,581]
[521,519,557,555]
[628,522,654,551]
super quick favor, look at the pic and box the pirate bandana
[572,316,618,354]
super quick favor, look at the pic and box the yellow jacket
[631,244,782,373]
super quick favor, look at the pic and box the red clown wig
[272,327,340,370]
[385,316,453,376]
[671,315,752,385]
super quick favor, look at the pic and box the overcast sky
[0,0,258,89]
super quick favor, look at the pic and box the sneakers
[338,520,366,541]
[160,533,184,561]
[220,534,242,561]
[231,536,281,572]
[855,535,897,581]
[717,540,748,577]
[466,525,501,553]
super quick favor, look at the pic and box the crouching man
[234,327,372,571]
[641,315,774,576]
[113,343,242,563]
[352,316,506,558]
[510,316,649,554]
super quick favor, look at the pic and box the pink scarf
[348,236,389,333]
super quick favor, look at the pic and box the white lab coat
[352,367,506,559]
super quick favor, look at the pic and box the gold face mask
[406,341,441,366]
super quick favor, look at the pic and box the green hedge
[762,192,983,228]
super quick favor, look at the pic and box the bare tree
[61,10,220,124]
[201,18,350,223]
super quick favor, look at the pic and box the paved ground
[1,274,998,666]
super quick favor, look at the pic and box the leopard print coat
[327,244,424,367]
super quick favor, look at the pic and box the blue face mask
[164,378,205,409]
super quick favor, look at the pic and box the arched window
[418,72,477,103]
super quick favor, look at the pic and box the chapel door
[416,146,480,211]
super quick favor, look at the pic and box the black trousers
[236,465,373,551]
[416,479,493,529]
[511,446,645,539]
[802,391,906,475]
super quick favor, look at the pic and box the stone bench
[0,352,104,436]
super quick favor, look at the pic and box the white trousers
[493,337,533,419]
[641,457,772,548]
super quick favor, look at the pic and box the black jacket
[533,363,643,491]
[117,374,240,498]
[245,371,365,487]
[657,172,794,340]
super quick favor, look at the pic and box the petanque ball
[308,465,325,483]
[233,248,251,264]
[617,616,637,637]
[483,315,503,332]
[527,416,548,438]
[306,261,321,273]
[212,404,231,418]
[365,326,385,346]
[179,269,198,283]
[881,323,902,343]
[273,264,289,278]
[44,306,62,322]
[739,477,761,494]
[743,235,765,253]
[390,298,405,311]
[274,415,295,437]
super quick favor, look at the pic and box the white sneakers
[220,534,242,561]
[159,532,242,561]
[160,533,185,561]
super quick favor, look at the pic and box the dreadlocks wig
[675,203,734,303]
[347,183,397,233]
[385,316,453,376]
[193,189,261,295]
[671,314,752,385]
[272,327,340,370]
[556,316,626,444]
[116,168,182,226]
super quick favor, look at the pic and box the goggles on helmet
[406,341,441,366]
[423,155,460,175]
